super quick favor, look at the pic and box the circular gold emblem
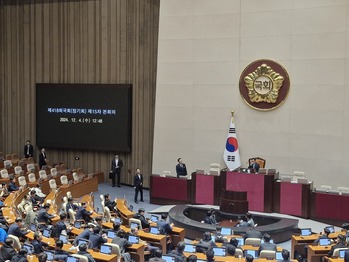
[239,59,290,111]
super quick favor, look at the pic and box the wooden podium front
[220,189,248,214]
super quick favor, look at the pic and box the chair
[28,173,36,183]
[235,248,243,257]
[39,170,47,180]
[27,163,35,173]
[104,206,112,222]
[337,187,349,194]
[209,163,220,175]
[0,169,9,179]
[18,176,27,187]
[245,238,261,246]
[60,175,68,185]
[72,172,79,182]
[5,154,12,161]
[62,196,68,212]
[8,234,21,250]
[71,254,89,262]
[68,209,76,224]
[49,179,57,191]
[14,166,22,175]
[12,153,20,164]
[259,250,276,259]
[333,248,348,257]
[50,168,58,177]
[27,157,34,164]
[128,218,142,230]
[293,171,305,181]
[162,170,172,177]
[104,243,122,262]
[4,160,12,168]
[249,157,266,168]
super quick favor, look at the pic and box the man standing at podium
[176,158,187,178]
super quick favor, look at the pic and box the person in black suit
[88,226,107,249]
[23,140,34,158]
[133,208,150,229]
[244,228,263,240]
[278,249,290,262]
[328,234,347,257]
[258,233,277,254]
[37,204,55,224]
[8,218,28,239]
[76,202,93,222]
[176,158,187,178]
[38,148,48,169]
[110,154,123,187]
[133,168,144,203]
[248,158,260,173]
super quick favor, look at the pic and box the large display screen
[36,83,132,152]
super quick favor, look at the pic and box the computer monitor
[100,245,112,255]
[213,247,226,257]
[30,223,37,232]
[114,217,122,224]
[244,250,258,258]
[128,235,139,244]
[325,226,335,233]
[42,229,51,238]
[107,230,116,239]
[74,221,82,229]
[184,244,196,253]
[275,251,283,260]
[130,222,138,229]
[66,256,79,262]
[59,234,68,244]
[150,226,160,235]
[150,215,159,222]
[236,237,245,246]
[162,256,175,262]
[220,227,232,236]
[78,239,90,247]
[300,228,312,236]
[45,251,54,262]
[23,244,33,255]
[339,249,346,259]
[319,238,331,246]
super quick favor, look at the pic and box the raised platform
[168,205,298,243]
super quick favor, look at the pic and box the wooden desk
[308,244,333,262]
[2,188,30,224]
[116,199,135,224]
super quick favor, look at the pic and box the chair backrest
[12,153,19,162]
[333,248,348,257]
[39,170,47,179]
[320,185,332,192]
[27,157,34,164]
[0,169,9,179]
[8,234,21,250]
[249,157,266,168]
[28,173,36,183]
[209,163,220,174]
[60,175,68,185]
[27,163,35,172]
[5,154,12,160]
[67,191,72,199]
[14,166,22,175]
[245,238,261,246]
[105,243,121,262]
[235,248,243,257]
[71,254,89,262]
[68,208,76,224]
[50,168,58,177]
[104,206,111,222]
[128,218,142,230]
[73,172,79,182]
[162,170,172,177]
[259,250,276,259]
[49,179,57,190]
[4,160,12,168]
[18,176,27,186]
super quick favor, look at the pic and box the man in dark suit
[133,168,144,203]
[258,233,277,254]
[8,218,28,239]
[76,202,93,222]
[37,204,55,224]
[244,228,263,240]
[111,230,132,253]
[133,208,150,229]
[38,148,48,169]
[248,158,260,173]
[278,249,290,262]
[176,158,187,178]
[328,234,347,257]
[110,154,123,187]
[23,140,34,158]
[88,226,107,249]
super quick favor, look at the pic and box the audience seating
[18,176,27,187]
[245,238,261,246]
[129,218,143,230]
[0,169,9,179]
[260,250,276,259]
[105,243,122,262]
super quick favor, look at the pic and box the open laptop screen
[150,226,160,235]
[213,247,226,257]
[184,244,196,253]
[319,238,331,246]
[100,245,112,255]
[220,227,232,236]
[300,228,312,236]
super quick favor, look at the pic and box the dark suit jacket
[248,162,260,172]
[133,174,143,188]
[88,232,107,249]
[38,152,47,168]
[24,144,34,158]
[244,229,263,240]
[176,163,187,177]
[8,223,28,238]
[111,236,132,253]
[111,159,123,175]
[133,213,150,229]
[328,242,347,257]
[76,207,92,221]
[258,242,277,254]
[156,219,172,235]
[0,243,17,262]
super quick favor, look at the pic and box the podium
[220,189,248,214]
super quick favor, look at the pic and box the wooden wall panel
[0,0,160,187]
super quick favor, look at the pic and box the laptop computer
[325,225,335,233]
[100,244,112,255]
[220,227,232,236]
[66,256,79,262]
[319,238,331,246]
[275,251,283,260]
[339,249,347,259]
[236,237,244,246]
[300,228,312,236]
[162,256,175,262]
[30,223,37,232]
[213,247,226,257]
[59,234,69,244]
[43,228,51,238]
[130,222,139,229]
[184,244,196,253]
[74,221,82,229]
[23,243,33,255]
[107,230,117,239]
[150,226,160,235]
[150,215,159,222]
[77,239,90,248]
[128,235,139,244]
[244,250,258,258]
[45,251,54,262]
[114,217,122,224]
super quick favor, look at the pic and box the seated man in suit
[77,243,96,262]
[53,240,69,262]
[8,218,28,239]
[196,232,217,253]
[156,213,173,235]
[278,249,290,262]
[313,227,331,244]
[248,158,260,173]
[88,226,107,249]
[76,202,93,222]
[37,204,55,224]
[328,234,347,257]
[8,177,19,192]
[31,232,49,254]
[133,208,150,229]
[258,233,277,254]
[244,227,262,240]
